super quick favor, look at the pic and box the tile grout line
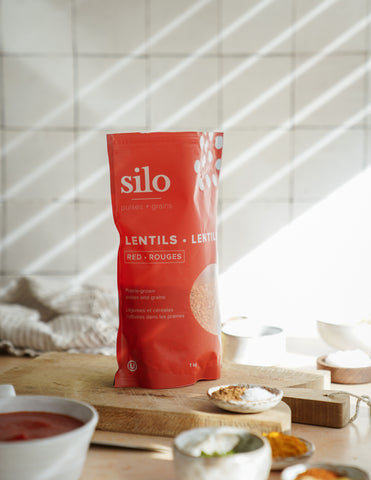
[289,0,296,222]
[0,125,367,133]
[217,0,223,132]
[217,0,224,270]
[364,0,371,170]
[71,0,79,275]
[1,52,369,59]
[0,0,6,275]
[145,0,151,131]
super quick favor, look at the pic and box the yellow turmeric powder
[263,431,308,459]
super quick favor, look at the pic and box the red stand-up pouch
[107,132,223,388]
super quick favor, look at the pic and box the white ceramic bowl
[0,384,98,480]
[281,462,370,480]
[173,426,272,480]
[317,320,371,355]
[222,317,285,366]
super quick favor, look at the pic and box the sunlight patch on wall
[219,166,371,337]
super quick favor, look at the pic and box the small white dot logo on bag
[194,132,222,192]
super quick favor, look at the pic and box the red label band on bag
[107,132,223,389]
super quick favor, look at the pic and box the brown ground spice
[211,385,247,401]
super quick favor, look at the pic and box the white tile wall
[77,57,147,129]
[5,131,75,201]
[0,186,3,273]
[4,203,76,273]
[76,131,111,202]
[1,0,73,54]
[219,201,290,270]
[149,56,219,128]
[222,56,292,128]
[3,57,74,128]
[221,0,293,54]
[293,129,365,201]
[1,0,371,295]
[149,0,219,54]
[75,0,146,55]
[0,127,3,274]
[294,55,366,127]
[220,130,291,200]
[76,203,118,275]
[294,0,368,53]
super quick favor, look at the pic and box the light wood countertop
[1,353,370,479]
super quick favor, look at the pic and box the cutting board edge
[95,401,292,438]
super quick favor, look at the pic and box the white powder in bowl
[241,386,275,402]
[325,349,371,368]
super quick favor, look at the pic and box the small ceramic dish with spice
[207,384,283,413]
[264,432,314,471]
[281,462,370,480]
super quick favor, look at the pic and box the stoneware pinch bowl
[208,384,283,413]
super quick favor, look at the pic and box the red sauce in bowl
[0,411,84,441]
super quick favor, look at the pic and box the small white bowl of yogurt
[173,426,271,480]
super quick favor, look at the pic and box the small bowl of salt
[317,349,371,384]
[207,384,283,413]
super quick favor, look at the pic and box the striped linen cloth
[0,277,117,356]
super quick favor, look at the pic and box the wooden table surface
[1,353,370,479]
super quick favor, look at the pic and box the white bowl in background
[222,317,285,366]
[0,385,98,480]
[173,426,271,480]
[317,320,371,355]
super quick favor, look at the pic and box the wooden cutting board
[1,352,338,437]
